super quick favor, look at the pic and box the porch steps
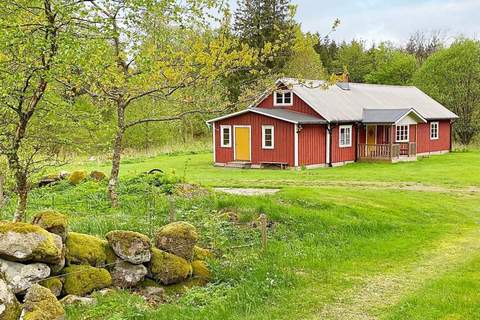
[226,161,252,169]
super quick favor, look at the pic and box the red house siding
[214,112,295,166]
[299,125,326,165]
[257,93,324,118]
[417,120,451,154]
[331,124,357,164]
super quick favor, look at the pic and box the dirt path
[315,228,480,320]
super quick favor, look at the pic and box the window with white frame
[220,125,231,147]
[430,122,439,140]
[262,125,274,149]
[396,125,409,142]
[274,91,293,106]
[339,125,352,147]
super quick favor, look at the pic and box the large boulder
[110,261,147,288]
[106,230,151,264]
[39,278,63,297]
[20,284,65,320]
[0,221,63,264]
[62,265,112,296]
[0,277,21,320]
[65,232,111,267]
[31,211,68,241]
[154,222,198,261]
[0,259,50,294]
[147,248,192,285]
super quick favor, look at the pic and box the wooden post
[259,214,267,252]
[168,195,176,223]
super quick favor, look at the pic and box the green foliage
[332,40,373,81]
[413,39,480,145]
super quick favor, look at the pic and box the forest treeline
[0,0,479,219]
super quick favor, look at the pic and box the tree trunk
[0,173,5,207]
[108,102,126,207]
[12,173,28,222]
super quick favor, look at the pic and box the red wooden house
[206,78,458,169]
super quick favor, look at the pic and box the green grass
[2,150,480,319]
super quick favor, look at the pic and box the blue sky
[229,0,480,45]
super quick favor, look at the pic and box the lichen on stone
[65,232,110,267]
[155,221,198,261]
[0,276,21,320]
[68,170,87,185]
[20,284,64,320]
[106,230,151,264]
[31,210,68,241]
[62,265,112,296]
[39,278,63,297]
[148,248,192,285]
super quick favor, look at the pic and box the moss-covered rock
[191,260,211,279]
[39,278,63,297]
[90,170,106,181]
[147,248,192,285]
[31,210,68,241]
[68,170,87,185]
[63,265,112,296]
[106,230,151,264]
[0,258,50,294]
[110,260,148,288]
[20,284,64,320]
[65,232,111,267]
[0,276,21,320]
[155,222,198,261]
[193,246,213,261]
[0,221,63,264]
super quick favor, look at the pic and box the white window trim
[430,121,439,140]
[273,91,294,107]
[262,125,275,149]
[395,124,410,143]
[339,125,352,148]
[220,125,231,148]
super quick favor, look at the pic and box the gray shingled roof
[362,108,426,124]
[249,107,326,124]
[276,78,458,122]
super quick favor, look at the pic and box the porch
[357,142,417,162]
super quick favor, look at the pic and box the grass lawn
[2,150,480,319]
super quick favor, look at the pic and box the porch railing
[358,143,416,160]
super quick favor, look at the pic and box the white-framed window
[339,125,352,148]
[396,125,409,142]
[262,125,274,149]
[430,122,439,140]
[220,125,231,147]
[274,91,293,106]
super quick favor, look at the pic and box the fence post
[259,213,267,252]
[168,195,175,223]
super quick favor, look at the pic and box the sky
[230,0,480,46]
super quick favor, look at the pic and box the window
[220,125,231,147]
[274,91,293,106]
[396,125,409,142]
[430,122,439,140]
[262,125,274,149]
[339,125,352,147]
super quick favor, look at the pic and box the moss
[68,170,87,185]
[0,221,62,263]
[106,230,151,264]
[65,232,110,267]
[157,222,198,239]
[0,277,21,320]
[39,278,63,297]
[90,170,106,181]
[63,265,112,296]
[104,243,118,266]
[21,284,64,320]
[148,248,192,285]
[31,211,68,240]
[193,246,213,260]
[191,260,211,279]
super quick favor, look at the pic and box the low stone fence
[0,211,212,320]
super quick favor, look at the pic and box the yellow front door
[367,125,376,145]
[235,127,250,161]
